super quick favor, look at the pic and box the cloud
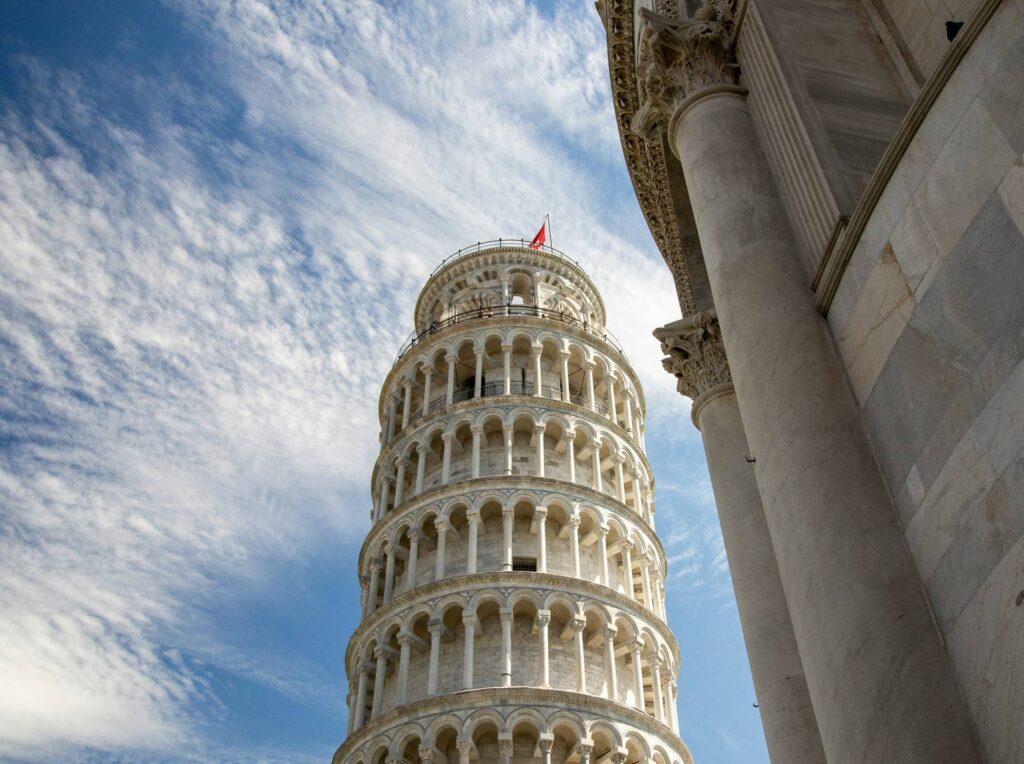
[0,0,695,758]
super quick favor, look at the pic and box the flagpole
[546,213,552,252]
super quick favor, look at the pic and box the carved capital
[632,2,739,140]
[656,310,731,399]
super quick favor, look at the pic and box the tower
[334,240,693,764]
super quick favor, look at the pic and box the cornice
[344,570,681,676]
[332,687,692,764]
[358,474,667,579]
[378,314,647,420]
[414,247,608,332]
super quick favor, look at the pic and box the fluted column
[635,5,980,758]
[537,609,551,688]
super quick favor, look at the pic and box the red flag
[529,221,546,250]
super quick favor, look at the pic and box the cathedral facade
[334,242,692,763]
[598,0,1023,761]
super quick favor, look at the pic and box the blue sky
[0,2,767,762]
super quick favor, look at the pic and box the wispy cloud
[0,0,699,759]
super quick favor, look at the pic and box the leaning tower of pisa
[334,240,692,764]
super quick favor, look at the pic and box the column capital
[656,310,733,403]
[533,506,548,521]
[499,607,514,622]
[370,559,385,573]
[502,505,515,519]
[466,508,481,523]
[565,428,576,439]
[474,347,484,356]
[406,528,422,543]
[445,353,457,363]
[603,626,618,640]
[535,609,551,626]
[571,617,586,632]
[501,342,512,351]
[421,364,434,376]
[470,423,484,434]
[631,2,741,141]
[530,345,543,356]
[534,422,546,433]
[595,524,609,538]
[434,519,450,533]
[441,432,454,442]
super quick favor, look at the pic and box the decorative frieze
[656,310,731,400]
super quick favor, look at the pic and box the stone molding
[358,476,667,582]
[654,310,731,402]
[332,686,692,764]
[599,0,697,316]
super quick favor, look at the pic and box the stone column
[414,445,426,494]
[500,608,513,687]
[502,506,514,571]
[427,620,443,696]
[659,312,826,762]
[569,515,581,578]
[534,423,546,477]
[631,471,644,514]
[614,455,626,503]
[385,398,397,444]
[405,530,420,590]
[537,609,551,688]
[624,395,634,434]
[572,618,586,693]
[473,348,483,398]
[393,458,407,507]
[639,555,653,611]
[457,739,473,764]
[603,627,618,701]
[382,544,396,603]
[470,425,482,478]
[352,663,370,729]
[535,506,548,573]
[502,343,512,395]
[462,614,475,689]
[651,657,664,723]
[371,647,388,719]
[441,433,452,484]
[531,346,543,396]
[500,278,510,305]
[621,543,633,600]
[566,429,576,483]
[421,367,433,417]
[606,376,617,425]
[376,476,391,522]
[498,737,513,764]
[401,379,413,429]
[630,642,644,711]
[445,353,456,406]
[539,736,554,764]
[397,631,412,705]
[560,350,571,402]
[668,680,680,733]
[503,424,513,475]
[591,448,603,492]
[434,520,448,581]
[584,361,596,411]
[466,509,480,574]
[636,7,980,761]
[596,525,610,587]
[366,560,382,615]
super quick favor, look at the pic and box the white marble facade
[333,244,693,764]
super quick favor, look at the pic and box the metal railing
[394,304,624,363]
[428,238,580,277]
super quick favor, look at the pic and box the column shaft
[466,513,479,574]
[473,349,483,398]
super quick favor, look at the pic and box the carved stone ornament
[633,1,739,140]
[598,0,697,316]
[657,310,731,399]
